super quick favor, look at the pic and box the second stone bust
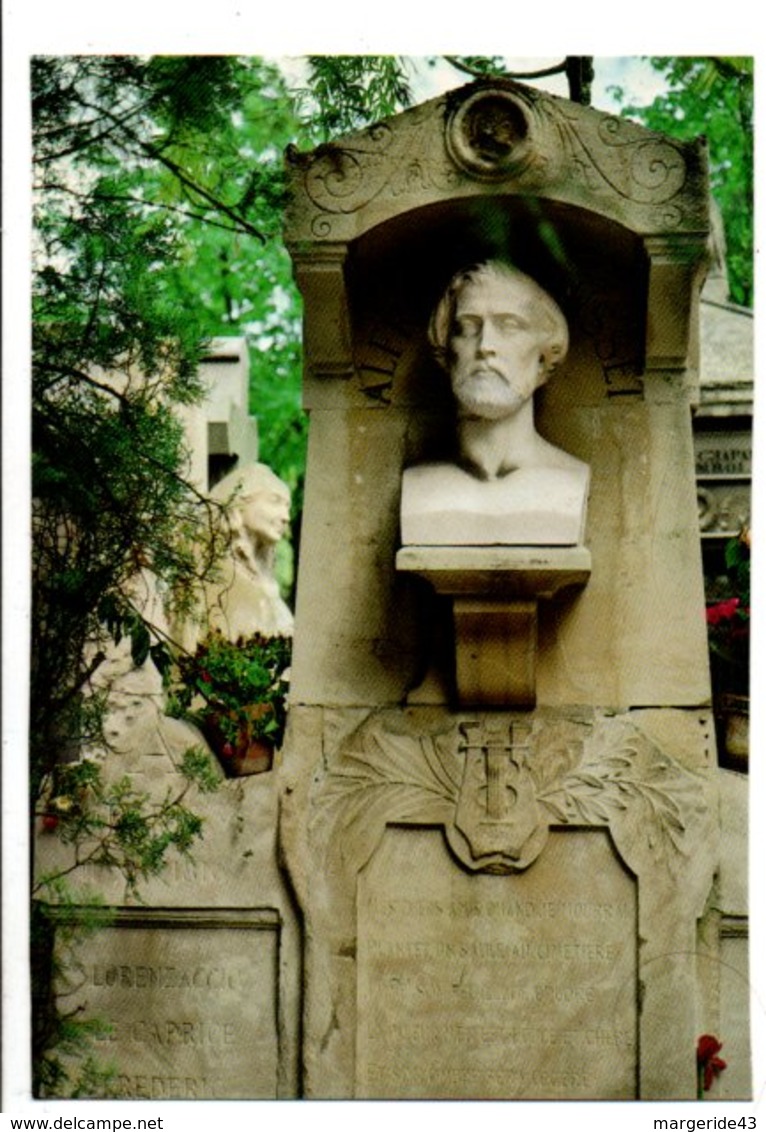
[401,260,590,547]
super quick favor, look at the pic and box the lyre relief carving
[312,710,711,901]
[453,718,548,872]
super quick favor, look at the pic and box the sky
[275,54,669,116]
[405,55,668,110]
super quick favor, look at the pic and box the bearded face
[448,275,547,420]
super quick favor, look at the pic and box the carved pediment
[285,80,709,246]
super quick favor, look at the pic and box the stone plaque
[357,828,637,1099]
[694,432,752,477]
[56,909,280,1099]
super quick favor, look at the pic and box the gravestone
[52,909,280,1100]
[37,659,301,1099]
[356,827,637,1099]
[281,78,745,1099]
[35,449,300,1096]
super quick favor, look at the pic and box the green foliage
[612,57,753,306]
[299,56,412,142]
[36,750,219,899]
[166,631,292,749]
[180,744,226,793]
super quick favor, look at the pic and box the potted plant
[165,631,292,777]
[706,528,750,771]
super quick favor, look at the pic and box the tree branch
[138,140,267,243]
[443,56,567,81]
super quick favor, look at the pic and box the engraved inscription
[357,828,637,1099]
[694,432,751,477]
[56,921,279,1099]
[694,433,751,535]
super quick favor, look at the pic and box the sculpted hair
[211,462,290,508]
[428,260,569,375]
[210,462,290,547]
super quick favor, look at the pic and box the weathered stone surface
[37,765,302,1098]
[717,768,748,917]
[715,925,752,1100]
[289,408,422,705]
[536,399,710,707]
[281,704,717,1098]
[280,78,738,1102]
[53,909,279,1099]
[357,827,637,1099]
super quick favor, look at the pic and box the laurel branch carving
[313,713,706,879]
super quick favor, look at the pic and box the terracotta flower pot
[720,693,748,773]
[202,705,276,777]
[229,737,274,777]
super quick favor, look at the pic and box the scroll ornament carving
[290,101,457,232]
[541,101,688,206]
[288,85,693,241]
[312,712,708,884]
[303,123,396,215]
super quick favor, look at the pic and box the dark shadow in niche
[346,195,648,413]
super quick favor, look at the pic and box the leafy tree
[32,49,416,846]
[33,56,243,797]
[31,53,269,1095]
[611,56,753,306]
[30,53,413,1095]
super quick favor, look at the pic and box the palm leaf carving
[314,712,705,878]
[315,719,461,876]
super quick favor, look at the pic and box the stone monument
[281,79,747,1099]
[35,474,300,1097]
[203,461,294,641]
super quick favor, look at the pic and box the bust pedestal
[396,545,591,707]
[398,456,591,707]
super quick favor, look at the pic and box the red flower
[221,743,235,759]
[706,599,740,627]
[41,814,59,832]
[697,1034,727,1091]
